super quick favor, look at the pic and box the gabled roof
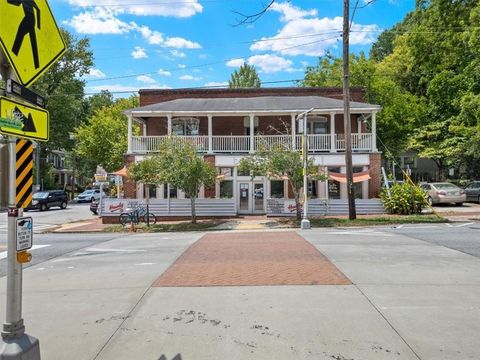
[126,95,381,116]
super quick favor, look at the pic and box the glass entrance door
[253,183,264,213]
[238,182,265,214]
[239,183,249,213]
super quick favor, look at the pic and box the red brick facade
[139,87,366,106]
[203,155,216,198]
[369,153,382,198]
[123,155,137,198]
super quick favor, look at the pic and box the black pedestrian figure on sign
[7,0,41,69]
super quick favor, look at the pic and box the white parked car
[76,189,106,203]
[420,182,466,206]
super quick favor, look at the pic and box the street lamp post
[297,108,314,230]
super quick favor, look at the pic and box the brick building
[121,87,382,216]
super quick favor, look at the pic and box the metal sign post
[0,137,40,359]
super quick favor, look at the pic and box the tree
[238,143,325,220]
[229,63,261,88]
[31,29,94,152]
[74,96,139,173]
[129,137,217,224]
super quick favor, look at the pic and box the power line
[87,34,342,82]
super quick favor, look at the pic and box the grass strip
[307,214,447,227]
[104,220,222,233]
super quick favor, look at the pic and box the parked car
[26,190,68,211]
[90,199,98,215]
[420,182,466,206]
[464,181,480,203]
[76,189,105,203]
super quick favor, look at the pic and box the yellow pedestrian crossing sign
[0,0,66,87]
[0,96,49,141]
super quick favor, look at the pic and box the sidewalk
[2,229,479,360]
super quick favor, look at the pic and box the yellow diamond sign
[0,96,49,141]
[0,0,66,87]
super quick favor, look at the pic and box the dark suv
[26,190,68,211]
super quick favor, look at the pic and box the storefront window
[270,180,284,198]
[163,184,177,199]
[328,167,341,199]
[308,180,318,197]
[220,181,233,198]
[353,167,363,199]
[148,185,157,199]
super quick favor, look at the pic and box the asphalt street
[0,202,95,234]
[384,222,480,258]
[0,233,126,277]
[0,227,478,360]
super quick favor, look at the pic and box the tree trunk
[190,197,197,224]
[294,190,302,221]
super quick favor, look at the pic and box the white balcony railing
[212,135,250,152]
[255,135,293,150]
[131,134,373,154]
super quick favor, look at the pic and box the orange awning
[112,166,128,177]
[329,170,371,184]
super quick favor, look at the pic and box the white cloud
[84,68,106,78]
[250,2,379,57]
[158,69,172,76]
[164,37,201,49]
[247,54,293,73]
[65,11,202,51]
[135,25,164,45]
[136,75,157,84]
[64,7,132,34]
[170,50,186,58]
[131,46,147,59]
[179,75,202,81]
[178,64,187,69]
[270,2,317,22]
[68,0,203,18]
[204,82,228,88]
[226,58,245,67]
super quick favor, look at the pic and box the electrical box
[0,142,8,208]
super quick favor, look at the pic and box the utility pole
[343,0,356,219]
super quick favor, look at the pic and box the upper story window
[172,117,200,136]
[309,116,328,134]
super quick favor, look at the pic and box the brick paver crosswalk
[154,231,351,287]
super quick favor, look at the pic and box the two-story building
[119,87,382,217]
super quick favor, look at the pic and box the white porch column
[167,114,172,135]
[142,122,147,136]
[208,114,213,154]
[127,114,133,154]
[362,166,369,199]
[291,113,296,150]
[249,114,255,153]
[371,111,377,151]
[330,112,336,153]
[357,118,362,134]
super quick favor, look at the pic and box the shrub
[380,182,428,215]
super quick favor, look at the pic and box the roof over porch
[126,95,381,117]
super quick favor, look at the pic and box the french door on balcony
[238,182,265,214]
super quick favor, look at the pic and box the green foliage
[32,29,94,153]
[129,137,217,223]
[238,144,325,220]
[229,63,261,88]
[74,96,139,173]
[380,182,428,215]
[301,0,480,177]
[128,156,162,185]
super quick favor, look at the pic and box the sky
[48,0,416,96]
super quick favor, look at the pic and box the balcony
[131,134,374,154]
